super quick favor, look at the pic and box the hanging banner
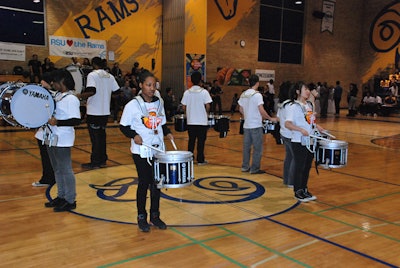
[49,36,107,59]
[186,54,206,88]
[0,42,25,61]
[321,1,335,33]
[255,69,275,82]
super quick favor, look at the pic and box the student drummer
[119,70,174,232]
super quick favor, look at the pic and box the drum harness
[294,100,326,174]
[134,95,165,165]
[41,91,72,147]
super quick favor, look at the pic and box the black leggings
[132,154,160,215]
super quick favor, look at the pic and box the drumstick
[321,131,336,139]
[142,143,165,153]
[309,134,331,142]
[170,139,178,150]
[45,104,52,119]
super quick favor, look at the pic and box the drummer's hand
[133,135,143,145]
[48,117,57,126]
[166,133,174,141]
[300,128,309,136]
[316,125,325,133]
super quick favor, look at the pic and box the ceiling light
[295,1,302,4]
[33,0,40,3]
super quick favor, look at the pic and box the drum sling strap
[294,100,321,174]
[42,92,73,147]
[134,95,165,164]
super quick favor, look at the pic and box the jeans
[291,142,314,192]
[187,125,208,163]
[242,127,264,173]
[281,136,294,185]
[86,115,108,165]
[132,154,160,215]
[47,146,76,203]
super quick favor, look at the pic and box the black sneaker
[81,162,102,169]
[294,189,309,202]
[44,197,65,208]
[53,201,76,212]
[138,214,150,232]
[250,170,266,174]
[304,189,317,201]
[150,212,167,230]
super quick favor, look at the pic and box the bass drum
[66,65,85,94]
[0,83,55,128]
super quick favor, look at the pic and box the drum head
[66,65,84,94]
[10,85,55,128]
[155,151,193,162]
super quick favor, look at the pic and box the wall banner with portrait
[255,69,275,82]
[216,67,251,86]
[186,54,206,88]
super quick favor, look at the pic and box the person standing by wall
[28,54,42,83]
[181,72,213,165]
[334,80,343,117]
[346,83,359,117]
[79,57,120,169]
[238,74,278,174]
[210,80,223,115]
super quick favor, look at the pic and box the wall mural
[207,0,256,44]
[49,0,256,79]
[364,1,400,82]
[51,0,162,75]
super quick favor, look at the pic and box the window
[0,0,46,46]
[258,0,305,64]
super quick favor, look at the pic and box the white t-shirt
[47,92,81,147]
[86,69,120,115]
[238,88,263,129]
[120,96,166,156]
[181,85,212,126]
[277,100,292,139]
[267,82,275,94]
[285,101,314,143]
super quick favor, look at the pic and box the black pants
[334,97,341,114]
[187,125,208,163]
[212,96,222,115]
[37,139,55,185]
[292,142,314,192]
[86,115,108,165]
[132,154,160,215]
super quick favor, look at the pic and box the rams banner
[49,35,107,59]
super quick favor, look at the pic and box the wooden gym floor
[0,110,399,267]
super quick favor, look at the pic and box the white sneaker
[32,182,49,187]
[198,160,208,166]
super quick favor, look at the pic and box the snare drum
[174,114,187,132]
[208,114,215,128]
[0,83,55,128]
[214,115,230,138]
[262,120,276,134]
[153,151,194,188]
[316,140,348,168]
[66,65,85,94]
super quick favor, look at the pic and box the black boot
[150,212,167,230]
[137,213,150,232]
